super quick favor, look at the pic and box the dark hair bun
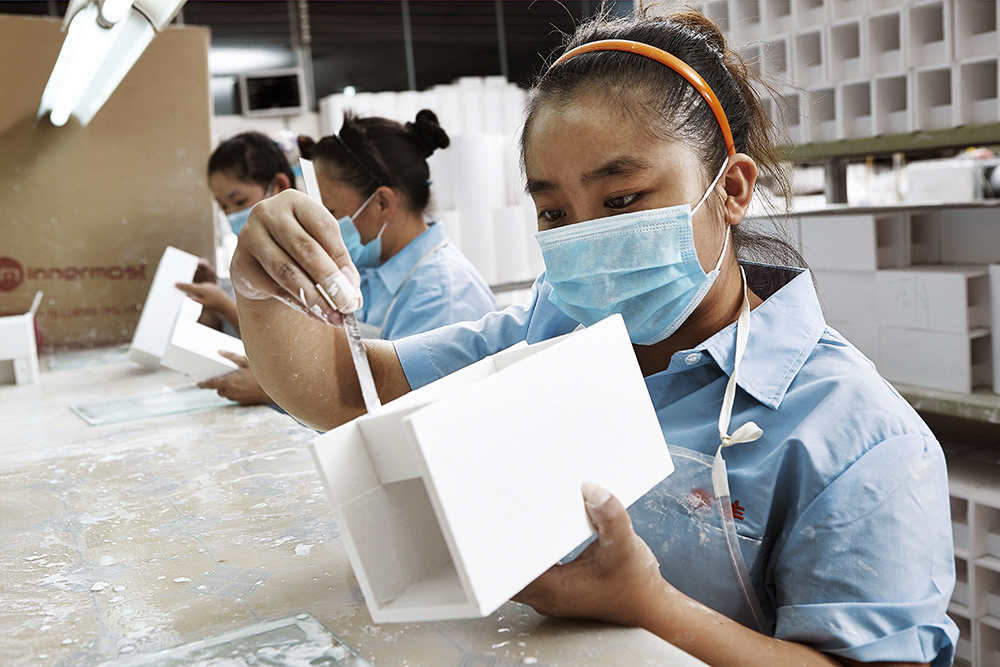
[297,135,316,160]
[406,109,450,158]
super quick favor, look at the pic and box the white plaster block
[878,327,991,394]
[800,213,908,271]
[310,315,673,623]
[940,208,1000,265]
[876,266,991,333]
[0,291,42,386]
[128,246,200,367]
[992,265,1000,394]
[813,270,877,325]
[905,160,979,202]
[160,298,244,382]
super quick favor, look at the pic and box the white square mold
[829,20,865,82]
[957,58,1000,126]
[914,66,955,131]
[792,0,826,31]
[939,208,1000,264]
[128,246,200,367]
[730,0,763,43]
[839,80,873,139]
[793,30,827,88]
[875,266,991,334]
[309,315,674,623]
[867,10,907,75]
[813,270,878,325]
[954,0,1000,60]
[878,327,991,394]
[907,1,953,69]
[992,265,1000,395]
[799,212,908,272]
[761,0,792,34]
[829,0,865,23]
[160,297,245,382]
[874,74,911,135]
[0,291,43,386]
[804,87,837,143]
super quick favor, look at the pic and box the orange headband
[551,39,736,157]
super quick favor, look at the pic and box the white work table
[1,352,707,667]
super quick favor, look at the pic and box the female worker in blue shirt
[311,109,498,340]
[229,10,957,667]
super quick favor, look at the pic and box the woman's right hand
[230,189,362,322]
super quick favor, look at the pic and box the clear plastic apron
[629,267,769,633]
[356,239,448,339]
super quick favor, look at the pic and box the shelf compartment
[866,10,906,76]
[794,30,827,88]
[761,0,792,35]
[954,496,971,552]
[874,74,911,136]
[907,1,953,69]
[729,0,762,43]
[914,66,955,131]
[829,20,865,82]
[957,58,1000,127]
[839,80,873,140]
[954,0,1000,60]
[955,556,970,607]
[949,612,971,664]
[792,0,827,31]
[804,87,837,143]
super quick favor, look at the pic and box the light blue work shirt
[356,221,498,339]
[394,263,958,666]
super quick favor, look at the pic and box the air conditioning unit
[238,67,306,117]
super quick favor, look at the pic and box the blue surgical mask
[225,179,276,236]
[534,161,728,346]
[227,207,252,235]
[338,191,385,269]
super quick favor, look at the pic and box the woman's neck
[632,259,763,378]
[380,210,428,261]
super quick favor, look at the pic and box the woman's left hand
[197,351,272,405]
[513,482,671,628]
[176,281,234,313]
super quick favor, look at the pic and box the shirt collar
[365,221,447,294]
[693,264,825,410]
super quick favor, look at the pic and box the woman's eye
[539,209,565,224]
[605,194,638,209]
[234,199,248,209]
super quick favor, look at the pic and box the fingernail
[322,270,361,314]
[582,480,610,508]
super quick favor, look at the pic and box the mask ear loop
[692,159,731,274]
[352,189,379,220]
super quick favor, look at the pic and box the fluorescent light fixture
[208,47,293,77]
[36,0,186,127]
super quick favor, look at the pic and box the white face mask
[534,160,729,345]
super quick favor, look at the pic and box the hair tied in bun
[405,109,450,159]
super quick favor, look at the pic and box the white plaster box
[812,270,877,325]
[310,315,674,623]
[799,212,908,272]
[992,265,1000,394]
[161,297,244,382]
[128,246,200,367]
[878,327,991,394]
[875,265,991,334]
[0,291,43,386]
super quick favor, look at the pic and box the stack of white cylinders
[319,77,539,288]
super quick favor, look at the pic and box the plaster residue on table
[1,358,707,667]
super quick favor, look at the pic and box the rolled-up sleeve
[773,434,958,666]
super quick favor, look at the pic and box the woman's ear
[723,154,758,226]
[272,172,293,193]
[373,185,398,222]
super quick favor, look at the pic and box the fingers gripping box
[309,314,674,623]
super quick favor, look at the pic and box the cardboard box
[160,298,244,382]
[0,15,214,351]
[310,315,673,623]
[128,247,200,367]
[0,291,43,385]
[876,266,990,333]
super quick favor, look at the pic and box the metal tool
[316,283,381,414]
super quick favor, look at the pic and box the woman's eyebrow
[581,156,652,185]
[527,156,653,195]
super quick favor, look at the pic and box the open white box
[310,315,673,623]
[128,246,200,367]
[161,297,244,382]
[0,291,43,386]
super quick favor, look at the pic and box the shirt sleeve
[393,274,578,390]
[771,433,958,666]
